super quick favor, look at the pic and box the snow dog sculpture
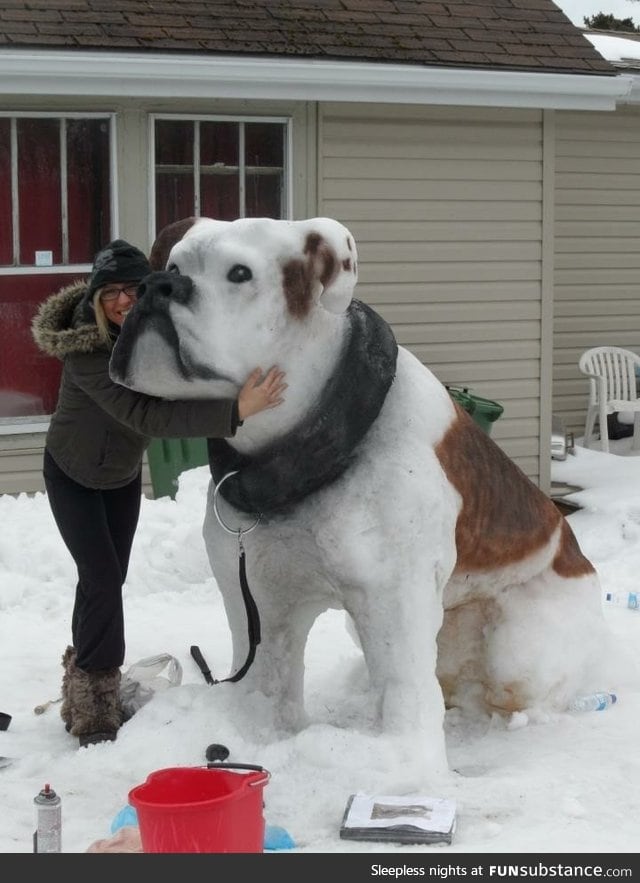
[111,216,617,775]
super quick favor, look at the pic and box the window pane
[201,174,239,221]
[200,121,238,166]
[246,171,282,218]
[67,119,111,263]
[245,122,284,168]
[0,119,12,265]
[156,119,193,165]
[199,121,239,220]
[245,123,284,218]
[17,119,62,264]
[155,120,194,234]
[156,171,195,233]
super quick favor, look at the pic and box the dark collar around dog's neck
[207,299,398,518]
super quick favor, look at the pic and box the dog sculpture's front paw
[273,700,309,735]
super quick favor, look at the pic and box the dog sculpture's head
[110,216,358,399]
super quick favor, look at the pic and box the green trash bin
[146,437,209,500]
[446,386,504,435]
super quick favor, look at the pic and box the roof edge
[0,50,632,111]
[621,76,640,102]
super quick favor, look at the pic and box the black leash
[218,532,261,683]
[191,471,262,685]
[190,644,213,685]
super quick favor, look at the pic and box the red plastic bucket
[128,764,270,853]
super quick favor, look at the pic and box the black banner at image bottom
[15,852,639,882]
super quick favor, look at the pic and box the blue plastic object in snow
[264,824,296,850]
[111,804,139,833]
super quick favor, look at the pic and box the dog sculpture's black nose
[137,270,194,306]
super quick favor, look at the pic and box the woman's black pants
[43,449,142,672]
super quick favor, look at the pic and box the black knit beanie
[87,240,151,298]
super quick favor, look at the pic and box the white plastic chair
[578,346,640,453]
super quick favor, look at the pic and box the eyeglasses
[100,284,139,302]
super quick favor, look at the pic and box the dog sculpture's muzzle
[110,268,235,392]
[110,271,197,383]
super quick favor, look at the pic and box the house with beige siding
[0,0,636,498]
[553,32,640,442]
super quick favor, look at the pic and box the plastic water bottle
[33,783,62,853]
[568,692,617,712]
[605,591,639,610]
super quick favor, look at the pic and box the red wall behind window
[156,172,196,234]
[18,120,62,265]
[245,122,283,168]
[200,121,238,166]
[67,119,111,263]
[0,273,82,416]
[201,175,239,220]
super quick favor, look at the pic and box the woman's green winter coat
[32,282,239,490]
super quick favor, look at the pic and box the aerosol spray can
[33,783,61,853]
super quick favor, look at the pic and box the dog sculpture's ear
[149,217,198,271]
[301,218,358,315]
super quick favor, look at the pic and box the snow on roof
[585,31,640,70]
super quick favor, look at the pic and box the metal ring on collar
[212,470,261,536]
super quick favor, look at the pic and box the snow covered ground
[1,442,638,856]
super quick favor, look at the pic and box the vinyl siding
[0,432,153,498]
[319,103,546,481]
[553,106,640,440]
[0,432,48,496]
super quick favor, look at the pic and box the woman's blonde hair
[92,290,113,347]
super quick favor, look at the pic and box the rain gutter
[0,50,632,111]
[617,72,640,103]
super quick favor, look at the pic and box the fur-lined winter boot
[65,656,123,748]
[60,645,76,733]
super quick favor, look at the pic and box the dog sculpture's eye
[227,264,253,284]
[167,263,180,275]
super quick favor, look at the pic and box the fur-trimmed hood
[31,281,106,359]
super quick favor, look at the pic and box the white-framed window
[0,113,116,425]
[150,114,291,237]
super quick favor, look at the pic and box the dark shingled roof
[0,0,616,76]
